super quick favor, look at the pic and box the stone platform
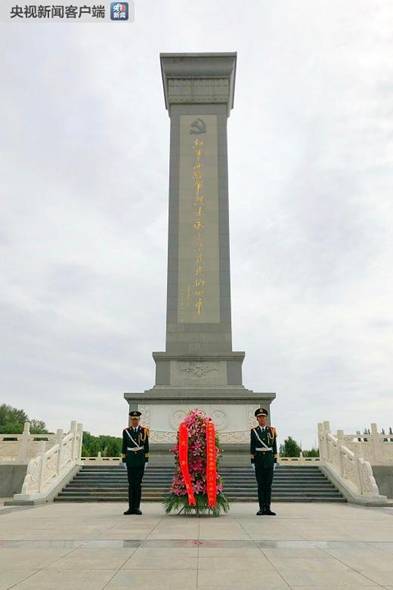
[1,502,393,589]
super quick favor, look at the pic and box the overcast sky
[1,1,392,448]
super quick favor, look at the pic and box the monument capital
[160,52,237,116]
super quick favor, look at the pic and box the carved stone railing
[79,453,320,465]
[0,422,57,463]
[9,421,83,504]
[80,452,122,465]
[318,421,388,505]
[337,424,393,465]
[80,457,321,466]
[279,454,320,464]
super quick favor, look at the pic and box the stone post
[70,421,78,461]
[37,440,47,493]
[337,430,344,475]
[353,445,363,493]
[77,423,83,460]
[318,421,330,463]
[56,428,63,472]
[17,421,31,463]
[370,422,384,464]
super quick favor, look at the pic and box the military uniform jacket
[122,426,149,467]
[250,425,278,467]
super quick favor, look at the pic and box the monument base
[139,442,253,467]
[124,386,276,466]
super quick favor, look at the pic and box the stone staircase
[55,464,346,503]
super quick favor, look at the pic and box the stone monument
[124,53,276,464]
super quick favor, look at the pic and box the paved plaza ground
[1,501,393,589]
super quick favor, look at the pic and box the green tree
[82,432,100,457]
[29,419,48,434]
[0,404,28,433]
[101,436,122,457]
[302,448,320,457]
[81,432,122,457]
[279,436,302,457]
[0,404,49,434]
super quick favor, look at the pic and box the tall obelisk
[125,53,275,463]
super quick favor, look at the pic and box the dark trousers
[126,464,145,510]
[255,464,274,509]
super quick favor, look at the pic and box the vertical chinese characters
[191,137,206,316]
[178,114,219,324]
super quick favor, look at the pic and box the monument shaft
[154,53,244,389]
[163,55,234,354]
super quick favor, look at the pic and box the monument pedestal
[125,351,275,465]
[124,53,276,465]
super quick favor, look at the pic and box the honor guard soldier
[121,411,149,515]
[250,408,278,516]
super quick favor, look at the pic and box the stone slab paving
[0,502,393,589]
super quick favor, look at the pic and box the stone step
[58,487,342,495]
[64,487,339,495]
[76,475,326,480]
[75,479,329,485]
[75,474,325,479]
[56,465,344,503]
[55,496,346,508]
[76,468,325,473]
[71,475,331,479]
[81,464,319,473]
[59,489,341,497]
[71,482,332,488]
[67,480,337,487]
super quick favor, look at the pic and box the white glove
[251,464,255,471]
[122,462,127,470]
[273,463,278,471]
[144,462,149,469]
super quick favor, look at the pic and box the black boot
[264,506,276,516]
[134,483,142,514]
[123,508,134,515]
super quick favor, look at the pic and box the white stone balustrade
[279,453,320,464]
[80,453,122,465]
[336,423,393,465]
[79,453,320,465]
[0,422,58,463]
[318,421,388,505]
[9,421,83,504]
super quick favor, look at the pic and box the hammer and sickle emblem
[189,118,207,135]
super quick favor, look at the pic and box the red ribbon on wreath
[178,422,196,506]
[177,417,217,508]
[205,419,217,508]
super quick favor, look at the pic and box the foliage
[29,420,49,434]
[82,432,122,457]
[302,448,320,457]
[279,436,302,457]
[164,490,229,517]
[0,404,49,434]
[164,408,229,516]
